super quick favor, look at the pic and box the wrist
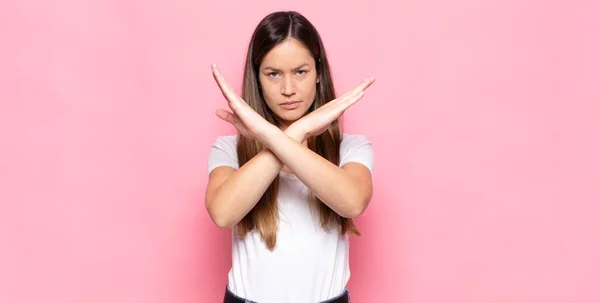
[257,124,283,148]
[285,123,307,143]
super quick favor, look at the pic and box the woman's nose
[281,77,296,96]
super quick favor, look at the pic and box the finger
[335,78,372,107]
[216,108,247,130]
[349,76,375,96]
[211,64,229,97]
[319,77,373,110]
[323,92,362,118]
[215,109,236,124]
[339,77,375,101]
[339,90,365,108]
[212,63,241,103]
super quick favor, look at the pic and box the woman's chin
[276,110,307,124]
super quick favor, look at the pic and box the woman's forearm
[206,127,305,228]
[261,128,370,218]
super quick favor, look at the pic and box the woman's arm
[205,127,305,228]
[261,128,373,218]
[208,63,374,222]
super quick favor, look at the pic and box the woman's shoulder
[207,134,239,173]
[340,133,372,148]
[210,134,239,156]
[212,134,238,146]
[339,133,374,172]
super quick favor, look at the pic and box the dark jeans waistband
[223,285,350,303]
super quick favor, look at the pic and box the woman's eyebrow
[263,63,309,71]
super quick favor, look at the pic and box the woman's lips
[280,101,301,110]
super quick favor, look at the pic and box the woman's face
[258,38,319,128]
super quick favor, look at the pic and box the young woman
[206,10,375,303]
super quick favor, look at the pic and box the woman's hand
[292,76,375,139]
[211,63,278,142]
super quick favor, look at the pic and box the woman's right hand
[212,63,279,142]
[292,76,375,139]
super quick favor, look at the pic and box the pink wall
[1,0,599,302]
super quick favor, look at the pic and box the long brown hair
[236,11,360,250]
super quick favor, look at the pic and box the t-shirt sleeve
[339,134,374,174]
[207,135,239,174]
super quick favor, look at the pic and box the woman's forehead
[260,39,314,68]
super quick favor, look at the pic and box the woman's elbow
[206,201,235,228]
[346,204,368,218]
[342,197,371,218]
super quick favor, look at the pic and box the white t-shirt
[207,133,374,303]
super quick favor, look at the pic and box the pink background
[1,0,599,302]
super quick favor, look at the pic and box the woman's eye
[297,70,307,76]
[268,72,279,78]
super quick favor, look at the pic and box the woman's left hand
[291,76,375,139]
[211,63,278,142]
